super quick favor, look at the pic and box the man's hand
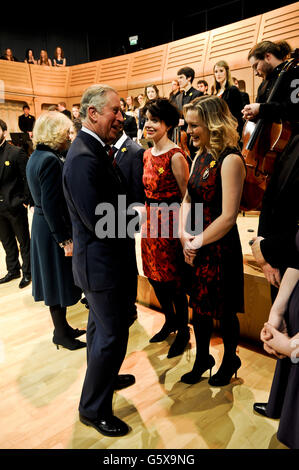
[251,236,281,287]
[242,103,260,120]
[64,242,73,257]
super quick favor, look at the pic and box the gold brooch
[121,147,127,152]
[158,167,164,174]
[4,161,10,166]
[209,160,216,168]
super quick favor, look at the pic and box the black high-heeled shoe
[181,354,215,384]
[208,355,241,386]
[53,335,86,351]
[167,327,190,358]
[149,322,177,343]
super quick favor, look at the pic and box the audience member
[18,104,35,139]
[38,50,52,66]
[57,102,72,119]
[196,79,209,95]
[180,96,245,385]
[26,111,86,351]
[232,77,250,106]
[0,119,31,288]
[71,105,80,120]
[24,49,36,64]
[213,61,244,138]
[0,48,18,61]
[138,84,160,142]
[168,79,180,106]
[125,95,137,120]
[141,98,190,358]
[53,46,66,67]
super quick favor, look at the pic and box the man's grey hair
[80,84,117,120]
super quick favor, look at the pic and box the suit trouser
[79,286,129,419]
[0,206,30,275]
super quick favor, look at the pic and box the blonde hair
[183,95,239,160]
[213,60,233,93]
[32,111,71,150]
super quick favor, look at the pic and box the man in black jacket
[0,119,31,288]
[242,40,299,421]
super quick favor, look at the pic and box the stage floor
[0,213,287,449]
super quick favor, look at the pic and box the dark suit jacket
[18,114,35,133]
[114,135,145,205]
[221,85,244,137]
[0,140,31,211]
[62,130,130,292]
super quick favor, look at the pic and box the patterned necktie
[105,145,118,166]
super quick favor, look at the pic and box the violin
[240,49,299,212]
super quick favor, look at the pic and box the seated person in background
[57,102,72,119]
[232,77,250,107]
[0,48,18,61]
[196,79,209,95]
[53,46,66,67]
[38,50,52,66]
[24,48,36,64]
[18,104,35,139]
[72,105,80,120]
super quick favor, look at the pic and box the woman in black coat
[26,111,86,350]
[213,60,244,139]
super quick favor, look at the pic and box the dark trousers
[0,206,30,275]
[79,287,129,419]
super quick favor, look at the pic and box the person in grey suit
[111,128,145,326]
[63,84,136,437]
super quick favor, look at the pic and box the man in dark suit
[0,119,31,288]
[18,104,35,137]
[63,84,136,437]
[111,128,145,326]
[242,40,299,420]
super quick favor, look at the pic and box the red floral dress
[141,147,186,284]
[186,147,245,319]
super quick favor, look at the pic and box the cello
[240,49,299,212]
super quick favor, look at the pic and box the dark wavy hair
[142,98,180,133]
[248,40,291,61]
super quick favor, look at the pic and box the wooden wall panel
[97,56,130,91]
[0,60,32,95]
[204,15,262,76]
[30,65,69,98]
[67,61,98,97]
[127,45,167,89]
[258,2,299,47]
[163,32,210,83]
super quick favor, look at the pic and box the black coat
[26,145,81,306]
[256,61,299,273]
[221,85,244,137]
[0,140,31,212]
[62,130,131,292]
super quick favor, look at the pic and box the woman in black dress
[213,60,244,139]
[255,231,299,449]
[179,95,246,385]
[26,111,86,350]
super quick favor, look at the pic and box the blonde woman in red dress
[141,98,190,358]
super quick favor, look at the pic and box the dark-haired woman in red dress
[141,98,190,358]
[180,95,246,385]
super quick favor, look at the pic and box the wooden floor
[0,214,288,450]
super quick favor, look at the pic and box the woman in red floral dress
[141,98,190,358]
[180,95,246,385]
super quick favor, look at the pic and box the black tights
[149,279,189,331]
[192,313,240,361]
[49,304,70,337]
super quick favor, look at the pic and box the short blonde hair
[32,111,72,150]
[183,95,239,160]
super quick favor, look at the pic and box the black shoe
[181,355,215,384]
[115,374,136,390]
[149,322,177,343]
[79,413,130,437]
[67,327,86,339]
[19,275,31,289]
[53,335,86,351]
[0,272,21,284]
[253,402,268,417]
[167,327,190,358]
[208,355,241,386]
